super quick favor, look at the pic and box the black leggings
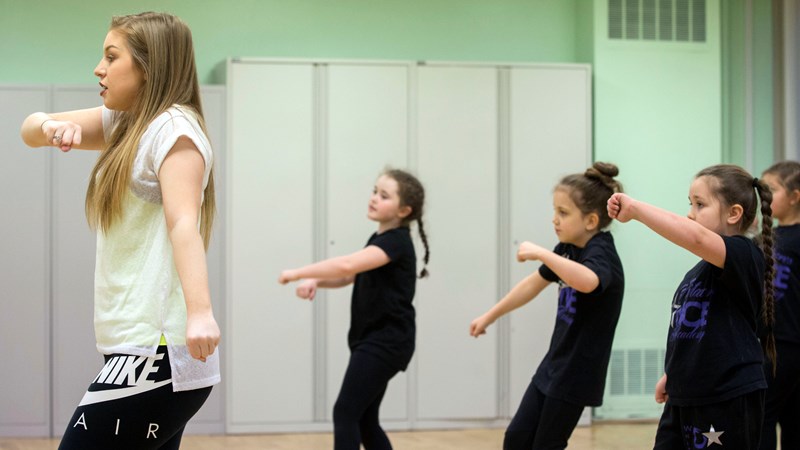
[333,350,399,450]
[504,380,585,450]
[58,346,212,450]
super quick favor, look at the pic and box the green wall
[0,0,582,84]
[0,0,779,421]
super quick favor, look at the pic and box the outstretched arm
[518,241,600,293]
[21,107,105,152]
[160,136,220,362]
[279,245,390,285]
[607,193,726,268]
[470,271,550,337]
[293,276,355,301]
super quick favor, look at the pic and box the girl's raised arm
[21,107,105,152]
[279,245,391,285]
[470,271,550,337]
[518,241,600,293]
[608,193,726,268]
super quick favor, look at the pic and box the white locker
[225,59,592,431]
[324,63,412,422]
[50,86,104,436]
[226,62,317,430]
[0,87,51,437]
[415,65,500,420]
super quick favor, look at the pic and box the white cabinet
[226,62,317,429]
[0,85,227,438]
[324,63,412,422]
[226,59,591,431]
[0,87,51,437]
[415,65,500,420]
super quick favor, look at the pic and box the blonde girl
[21,12,219,450]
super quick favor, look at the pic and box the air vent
[609,0,706,42]
[608,348,665,396]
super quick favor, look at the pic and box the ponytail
[754,177,777,374]
[416,217,430,278]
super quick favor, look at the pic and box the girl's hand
[607,193,638,223]
[278,270,297,285]
[517,241,546,262]
[469,314,494,338]
[185,310,220,363]
[41,118,82,152]
[654,374,668,404]
[296,279,318,301]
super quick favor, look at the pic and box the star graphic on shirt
[702,424,724,446]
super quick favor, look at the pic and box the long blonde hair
[86,12,216,249]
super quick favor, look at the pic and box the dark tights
[333,350,399,450]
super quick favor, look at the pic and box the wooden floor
[0,422,660,450]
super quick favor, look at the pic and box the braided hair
[384,169,430,278]
[696,164,776,372]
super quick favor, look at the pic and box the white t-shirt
[95,105,220,391]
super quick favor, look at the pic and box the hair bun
[586,161,619,179]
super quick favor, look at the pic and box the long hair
[384,169,430,278]
[85,12,216,249]
[557,161,623,230]
[696,164,776,371]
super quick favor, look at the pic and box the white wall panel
[0,87,51,437]
[46,86,227,436]
[227,63,316,428]
[324,63,411,422]
[50,87,103,436]
[415,66,499,420]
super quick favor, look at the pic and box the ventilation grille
[609,0,706,42]
[607,348,665,397]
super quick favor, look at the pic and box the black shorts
[58,346,212,450]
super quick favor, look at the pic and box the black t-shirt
[533,231,625,407]
[664,235,767,406]
[348,227,417,371]
[774,224,800,344]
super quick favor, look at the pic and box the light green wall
[0,0,582,84]
[0,0,780,421]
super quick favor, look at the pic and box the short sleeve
[580,241,615,295]
[369,228,410,262]
[720,235,764,288]
[150,110,213,180]
[538,243,565,283]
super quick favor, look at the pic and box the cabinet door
[50,87,102,436]
[187,86,227,433]
[507,67,591,413]
[415,66,499,420]
[227,62,316,429]
[325,64,410,422]
[0,87,51,437]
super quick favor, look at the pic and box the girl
[607,164,775,450]
[759,160,800,450]
[278,169,430,450]
[20,12,220,450]
[470,162,625,450]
